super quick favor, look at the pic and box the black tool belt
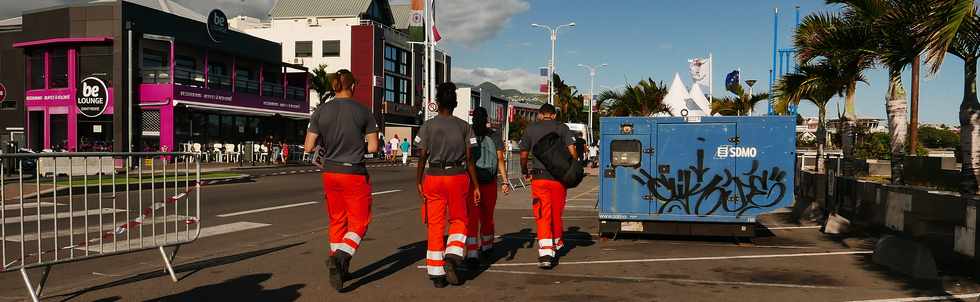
[429,161,465,169]
[323,159,365,167]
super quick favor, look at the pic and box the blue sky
[437,0,966,125]
[0,0,965,124]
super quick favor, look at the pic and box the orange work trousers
[322,172,373,256]
[466,181,498,258]
[531,179,567,257]
[422,173,470,276]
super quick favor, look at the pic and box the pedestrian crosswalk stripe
[2,208,128,224]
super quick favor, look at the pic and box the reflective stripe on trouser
[422,173,470,276]
[531,179,567,258]
[466,181,498,258]
[323,172,372,256]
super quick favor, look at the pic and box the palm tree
[310,64,334,111]
[552,73,586,123]
[922,2,979,193]
[710,83,769,116]
[830,0,931,184]
[795,11,877,176]
[597,78,670,117]
[777,62,847,173]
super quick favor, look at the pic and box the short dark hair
[539,103,557,114]
[472,107,488,121]
[436,82,457,110]
[331,69,356,91]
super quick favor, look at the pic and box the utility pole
[532,22,575,105]
[579,63,607,145]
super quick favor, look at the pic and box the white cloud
[453,67,541,93]
[435,0,530,46]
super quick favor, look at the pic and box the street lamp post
[745,79,757,115]
[532,22,575,105]
[578,63,607,145]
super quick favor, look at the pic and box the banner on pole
[688,57,711,88]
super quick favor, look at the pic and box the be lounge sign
[207,9,229,43]
[77,77,108,118]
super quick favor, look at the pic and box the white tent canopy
[662,73,710,117]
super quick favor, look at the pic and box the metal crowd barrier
[0,152,201,302]
[504,150,528,190]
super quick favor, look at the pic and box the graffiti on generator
[630,149,787,217]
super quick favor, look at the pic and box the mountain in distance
[457,81,545,104]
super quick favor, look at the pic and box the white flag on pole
[688,57,711,88]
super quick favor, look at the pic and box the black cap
[539,103,557,114]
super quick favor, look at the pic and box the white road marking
[482,269,841,289]
[568,198,596,201]
[78,222,270,252]
[846,293,980,302]
[565,205,596,209]
[766,226,822,230]
[216,190,400,217]
[2,208,127,224]
[521,216,594,220]
[569,186,600,199]
[485,250,873,267]
[372,190,401,195]
[2,202,63,210]
[5,215,194,242]
[217,202,319,218]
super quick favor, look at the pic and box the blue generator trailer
[597,116,795,237]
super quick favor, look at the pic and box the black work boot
[537,255,554,270]
[326,255,344,291]
[335,251,352,279]
[431,276,449,288]
[444,254,463,285]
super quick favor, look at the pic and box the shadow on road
[467,226,596,280]
[144,273,304,302]
[341,240,426,292]
[52,242,304,301]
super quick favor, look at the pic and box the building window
[384,45,409,76]
[49,48,68,89]
[295,41,312,58]
[322,40,340,57]
[28,49,44,90]
[236,60,259,95]
[384,75,409,104]
[78,45,113,85]
[141,38,171,84]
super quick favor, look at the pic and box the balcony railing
[142,67,170,84]
[208,74,232,91]
[236,79,260,95]
[286,86,306,101]
[174,66,205,87]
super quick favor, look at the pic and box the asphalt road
[1,165,979,302]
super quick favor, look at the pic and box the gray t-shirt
[519,120,574,180]
[419,115,476,176]
[307,98,379,174]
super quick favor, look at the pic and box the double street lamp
[531,22,575,105]
[578,63,607,145]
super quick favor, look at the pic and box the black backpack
[532,132,585,188]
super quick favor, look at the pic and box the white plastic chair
[259,145,269,162]
[224,143,239,162]
[212,143,225,162]
[191,143,208,162]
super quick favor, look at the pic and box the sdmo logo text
[715,145,758,158]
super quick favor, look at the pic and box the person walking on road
[400,138,411,166]
[519,103,576,269]
[465,107,510,268]
[304,69,380,292]
[416,82,482,288]
[390,135,401,162]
